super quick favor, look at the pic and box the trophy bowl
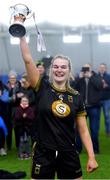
[9,4,31,37]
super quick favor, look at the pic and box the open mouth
[55,73,64,77]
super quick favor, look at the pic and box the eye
[52,65,68,69]
[52,65,58,69]
[60,65,68,69]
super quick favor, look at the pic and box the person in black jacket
[75,64,103,154]
[98,63,110,136]
[6,70,22,149]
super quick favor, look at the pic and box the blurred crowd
[0,60,110,159]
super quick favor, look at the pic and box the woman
[19,37,98,179]
[14,95,35,159]
[6,70,22,149]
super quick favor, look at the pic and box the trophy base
[9,23,26,37]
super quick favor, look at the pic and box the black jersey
[34,78,86,151]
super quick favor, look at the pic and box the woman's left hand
[86,158,99,173]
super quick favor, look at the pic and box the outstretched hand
[86,158,99,173]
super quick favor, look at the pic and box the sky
[1,0,110,27]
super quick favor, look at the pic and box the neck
[52,81,66,90]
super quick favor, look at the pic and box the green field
[0,112,110,179]
[81,112,110,179]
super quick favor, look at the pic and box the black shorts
[31,143,82,179]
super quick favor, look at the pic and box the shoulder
[91,73,102,79]
[67,87,79,96]
[105,73,110,78]
[34,76,50,92]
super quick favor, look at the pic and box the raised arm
[20,36,40,88]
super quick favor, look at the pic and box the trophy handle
[9,3,32,37]
[14,3,31,15]
[9,3,32,19]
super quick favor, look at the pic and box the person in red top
[14,95,35,159]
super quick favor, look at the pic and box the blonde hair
[49,54,73,88]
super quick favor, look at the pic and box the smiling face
[20,96,29,108]
[51,57,70,86]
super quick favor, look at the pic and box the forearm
[20,37,40,88]
[76,116,95,159]
[20,37,32,63]
[79,124,99,172]
[79,128,95,159]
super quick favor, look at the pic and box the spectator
[75,63,103,154]
[36,60,49,81]
[0,79,9,152]
[98,63,110,136]
[14,95,35,160]
[6,70,23,149]
[0,116,8,156]
[20,73,36,107]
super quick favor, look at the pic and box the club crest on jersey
[68,95,73,103]
[52,100,70,118]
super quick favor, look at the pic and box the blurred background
[1,0,110,75]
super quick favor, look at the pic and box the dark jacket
[14,105,35,136]
[99,72,110,100]
[7,80,22,106]
[75,73,103,106]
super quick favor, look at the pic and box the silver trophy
[9,4,32,37]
